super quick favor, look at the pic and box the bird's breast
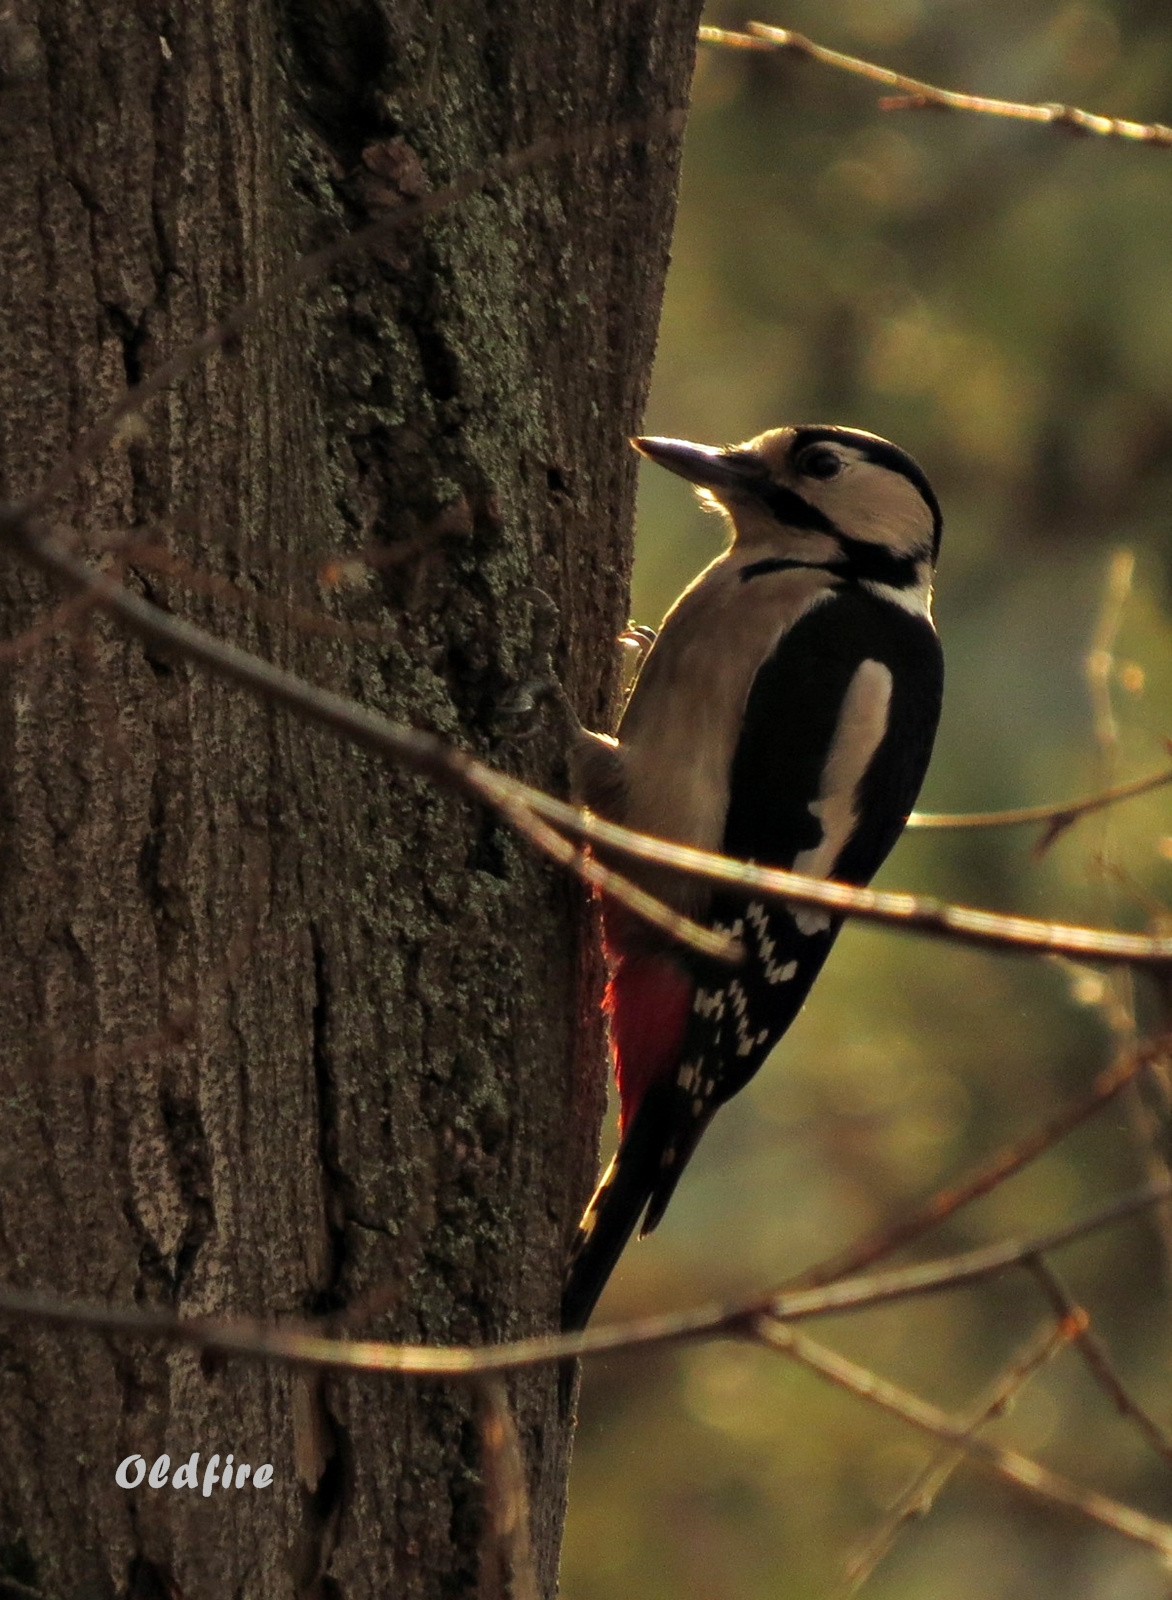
[614,564,835,909]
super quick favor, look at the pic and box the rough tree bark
[0,2,700,1596]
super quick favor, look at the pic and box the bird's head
[633,425,941,602]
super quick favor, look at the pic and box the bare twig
[0,1176,1165,1376]
[777,1039,1166,1292]
[907,762,1172,857]
[5,510,1172,971]
[844,1316,1077,1591]
[0,512,734,966]
[364,814,1172,970]
[700,25,1172,147]
[118,541,404,647]
[1084,557,1140,1041]
[498,793,741,963]
[1029,1260,1172,1474]
[750,1316,1172,1559]
[752,1179,1172,1324]
[0,1186,1164,1562]
[1087,552,1135,772]
[0,591,101,664]
[1084,555,1172,1274]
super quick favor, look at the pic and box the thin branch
[907,761,1172,857]
[1083,555,1172,1274]
[118,541,405,647]
[0,1177,1164,1378]
[1081,560,1139,1049]
[775,1038,1165,1293]
[0,514,733,967]
[0,590,100,664]
[700,24,1172,147]
[0,1192,1164,1564]
[20,113,686,521]
[5,508,1172,971]
[844,1316,1076,1592]
[750,1316,1172,1560]
[751,1179,1172,1324]
[1028,1259,1172,1474]
[539,821,1172,968]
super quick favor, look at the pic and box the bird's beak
[631,436,767,495]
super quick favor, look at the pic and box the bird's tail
[561,1089,670,1331]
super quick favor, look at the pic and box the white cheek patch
[791,658,893,930]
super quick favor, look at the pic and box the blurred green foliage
[561,3,1172,1597]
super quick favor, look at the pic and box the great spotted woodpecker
[562,425,944,1330]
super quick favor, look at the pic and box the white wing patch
[791,659,893,933]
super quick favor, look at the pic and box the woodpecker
[562,425,944,1330]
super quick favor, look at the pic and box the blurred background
[560,3,1172,1597]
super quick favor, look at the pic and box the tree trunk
[0,2,699,1595]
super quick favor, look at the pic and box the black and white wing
[638,584,943,1233]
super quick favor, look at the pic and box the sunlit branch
[1087,551,1136,773]
[700,24,1172,146]
[0,512,734,966]
[1081,555,1172,1278]
[752,1178,1172,1323]
[0,1186,1166,1560]
[0,1177,1164,1377]
[1029,1259,1172,1474]
[750,1317,1172,1559]
[844,1317,1076,1591]
[489,783,739,962]
[548,805,1172,967]
[4,506,1172,974]
[778,1040,1163,1292]
[907,762,1172,856]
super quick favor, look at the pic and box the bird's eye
[794,445,843,480]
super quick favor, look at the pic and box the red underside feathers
[604,955,693,1133]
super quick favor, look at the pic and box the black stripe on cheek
[740,543,920,589]
[790,427,943,561]
[834,533,920,588]
[854,439,942,556]
[747,478,923,588]
[739,558,826,582]
[755,482,840,535]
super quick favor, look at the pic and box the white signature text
[115,1453,274,1494]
